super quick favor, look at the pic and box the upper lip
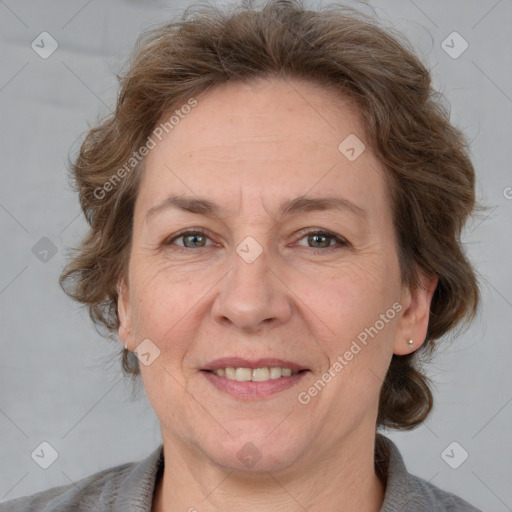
[202,357,309,371]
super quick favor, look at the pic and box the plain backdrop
[0,0,511,510]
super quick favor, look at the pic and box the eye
[163,228,348,252]
[295,230,349,250]
[165,229,214,249]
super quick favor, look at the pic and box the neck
[152,430,386,512]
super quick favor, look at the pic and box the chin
[200,422,309,473]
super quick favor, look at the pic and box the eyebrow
[145,194,367,222]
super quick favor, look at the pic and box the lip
[202,357,308,372]
[202,369,309,399]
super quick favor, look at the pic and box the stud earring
[407,339,414,346]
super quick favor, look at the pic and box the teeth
[235,368,252,381]
[252,367,270,381]
[211,367,299,381]
[269,367,282,379]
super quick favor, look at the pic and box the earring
[123,325,131,350]
[407,339,414,346]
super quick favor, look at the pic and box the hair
[60,0,479,432]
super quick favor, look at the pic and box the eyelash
[163,228,349,254]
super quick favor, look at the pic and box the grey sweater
[0,435,482,511]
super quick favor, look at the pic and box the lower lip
[201,370,309,399]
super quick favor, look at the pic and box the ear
[393,272,438,356]
[117,277,134,350]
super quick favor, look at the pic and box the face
[118,78,434,474]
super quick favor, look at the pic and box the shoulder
[377,434,483,512]
[0,463,133,512]
[0,445,164,512]
[406,473,483,511]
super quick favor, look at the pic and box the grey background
[0,0,511,509]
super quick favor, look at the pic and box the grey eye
[306,233,333,248]
[296,230,345,249]
[169,231,212,248]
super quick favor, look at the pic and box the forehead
[136,78,389,221]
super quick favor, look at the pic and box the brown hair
[60,0,479,430]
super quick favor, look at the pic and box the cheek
[302,258,401,391]
[304,257,400,334]
[126,257,228,369]
[128,262,200,340]
[306,262,399,406]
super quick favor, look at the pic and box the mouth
[205,367,304,381]
[201,358,310,398]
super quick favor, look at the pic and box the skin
[118,78,437,512]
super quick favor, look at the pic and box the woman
[0,0,483,510]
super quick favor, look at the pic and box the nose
[211,247,293,333]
